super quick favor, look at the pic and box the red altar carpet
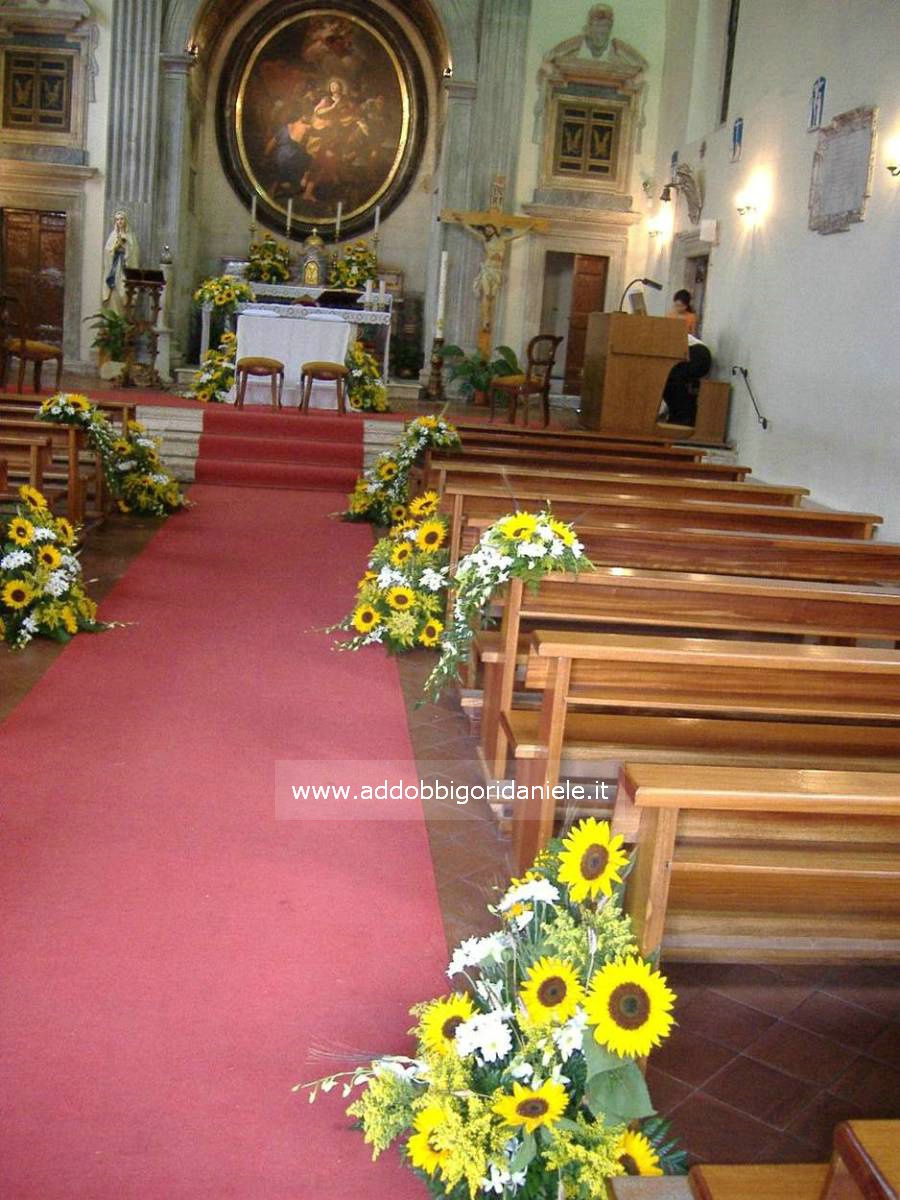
[0,487,446,1198]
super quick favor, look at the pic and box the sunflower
[390,503,408,523]
[557,818,629,903]
[7,517,34,546]
[386,585,414,611]
[499,511,539,541]
[2,580,34,610]
[549,517,576,547]
[390,519,416,538]
[351,603,381,635]
[18,485,47,511]
[55,517,75,547]
[36,545,62,570]
[67,395,91,412]
[519,956,584,1027]
[357,570,377,591]
[419,618,443,648]
[391,541,413,567]
[585,956,676,1058]
[409,491,440,519]
[617,1129,664,1176]
[416,415,438,429]
[376,459,399,481]
[407,1104,451,1176]
[60,605,78,636]
[112,438,131,455]
[493,1080,568,1135]
[420,992,476,1057]
[416,520,446,554]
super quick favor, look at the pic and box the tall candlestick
[335,201,342,242]
[364,279,373,305]
[373,205,380,236]
[251,195,257,226]
[286,198,293,236]
[435,249,449,335]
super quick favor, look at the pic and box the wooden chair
[0,294,63,395]
[488,334,563,427]
[299,360,348,415]
[235,357,284,410]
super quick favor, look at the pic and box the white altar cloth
[234,312,352,409]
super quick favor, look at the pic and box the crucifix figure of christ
[442,178,549,358]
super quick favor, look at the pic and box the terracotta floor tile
[674,990,778,1052]
[645,1065,694,1116]
[667,1093,778,1164]
[786,991,890,1051]
[787,1092,868,1157]
[752,1132,827,1165]
[867,1020,900,1070]
[650,1029,735,1087]
[829,1055,900,1116]
[710,963,819,1018]
[820,974,900,1021]
[702,1054,818,1129]
[744,1021,857,1086]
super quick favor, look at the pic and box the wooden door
[1,208,66,343]
[564,253,608,394]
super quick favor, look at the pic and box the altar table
[235,309,352,409]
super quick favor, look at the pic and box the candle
[251,195,257,225]
[364,279,373,303]
[374,205,380,235]
[286,198,293,236]
[335,201,342,241]
[378,279,386,302]
[435,250,449,333]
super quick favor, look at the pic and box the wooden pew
[428,442,751,482]
[452,417,688,447]
[0,431,53,490]
[688,1164,831,1200]
[455,425,708,462]
[0,417,90,522]
[612,764,900,962]
[477,570,900,777]
[507,630,900,870]
[0,392,136,429]
[430,457,808,507]
[0,456,7,494]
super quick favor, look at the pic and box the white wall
[647,0,900,536]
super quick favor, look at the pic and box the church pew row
[505,630,900,873]
[0,431,53,491]
[474,570,900,778]
[454,424,707,461]
[0,417,101,523]
[442,484,883,571]
[611,764,900,962]
[451,417,689,448]
[429,457,809,507]
[0,393,136,429]
[425,442,751,482]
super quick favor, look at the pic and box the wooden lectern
[580,312,687,434]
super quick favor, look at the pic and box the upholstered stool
[235,357,284,409]
[299,360,348,415]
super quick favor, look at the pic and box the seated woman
[667,288,698,336]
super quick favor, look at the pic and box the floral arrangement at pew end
[345,414,461,525]
[193,274,254,315]
[37,394,188,518]
[424,510,593,702]
[346,339,390,413]
[329,239,378,290]
[246,234,291,284]
[1,486,106,649]
[331,491,448,653]
[299,817,686,1198]
[189,330,236,403]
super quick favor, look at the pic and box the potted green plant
[85,308,131,381]
[440,343,519,405]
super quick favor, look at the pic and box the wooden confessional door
[1,208,67,343]
[564,253,608,394]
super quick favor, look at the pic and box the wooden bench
[0,431,53,490]
[430,458,807,507]
[428,442,751,481]
[452,417,690,447]
[455,425,708,462]
[0,417,95,522]
[612,764,900,961]
[476,570,900,777]
[506,631,900,870]
[688,1164,831,1200]
[0,392,135,429]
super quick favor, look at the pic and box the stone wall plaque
[808,105,877,235]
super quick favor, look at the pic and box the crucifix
[442,176,549,358]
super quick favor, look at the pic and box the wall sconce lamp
[659,184,673,202]
[736,200,757,216]
[887,163,900,177]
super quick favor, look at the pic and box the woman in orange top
[668,289,698,336]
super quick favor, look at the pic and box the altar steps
[194,407,363,492]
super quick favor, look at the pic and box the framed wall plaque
[808,105,877,235]
[216,1,427,240]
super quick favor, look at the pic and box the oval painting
[217,2,427,239]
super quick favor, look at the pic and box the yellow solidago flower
[60,605,78,635]
[418,618,443,647]
[493,1079,568,1134]
[0,615,5,640]
[351,603,381,635]
[617,1129,664,1176]
[585,956,675,1058]
[409,491,440,519]
[499,511,539,541]
[420,993,476,1057]
[519,956,584,1027]
[2,579,34,610]
[416,520,446,554]
[558,818,629,903]
[18,485,47,511]
[37,544,62,571]
[7,517,34,546]
[386,585,414,611]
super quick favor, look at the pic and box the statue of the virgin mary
[102,210,139,314]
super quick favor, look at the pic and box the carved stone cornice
[0,159,97,186]
[0,0,91,34]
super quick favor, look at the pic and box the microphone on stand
[619,277,663,311]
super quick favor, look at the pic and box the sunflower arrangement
[246,234,292,284]
[300,817,685,1197]
[329,239,378,289]
[344,414,461,525]
[1,486,106,649]
[189,331,237,403]
[346,339,390,413]
[424,510,592,701]
[37,394,188,518]
[193,274,254,314]
[332,494,449,653]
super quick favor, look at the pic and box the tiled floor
[4,508,899,1170]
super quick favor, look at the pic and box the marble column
[103,0,164,260]
[156,52,194,362]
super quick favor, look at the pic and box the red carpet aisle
[0,487,446,1199]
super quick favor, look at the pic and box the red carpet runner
[0,487,446,1198]
[195,408,365,492]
